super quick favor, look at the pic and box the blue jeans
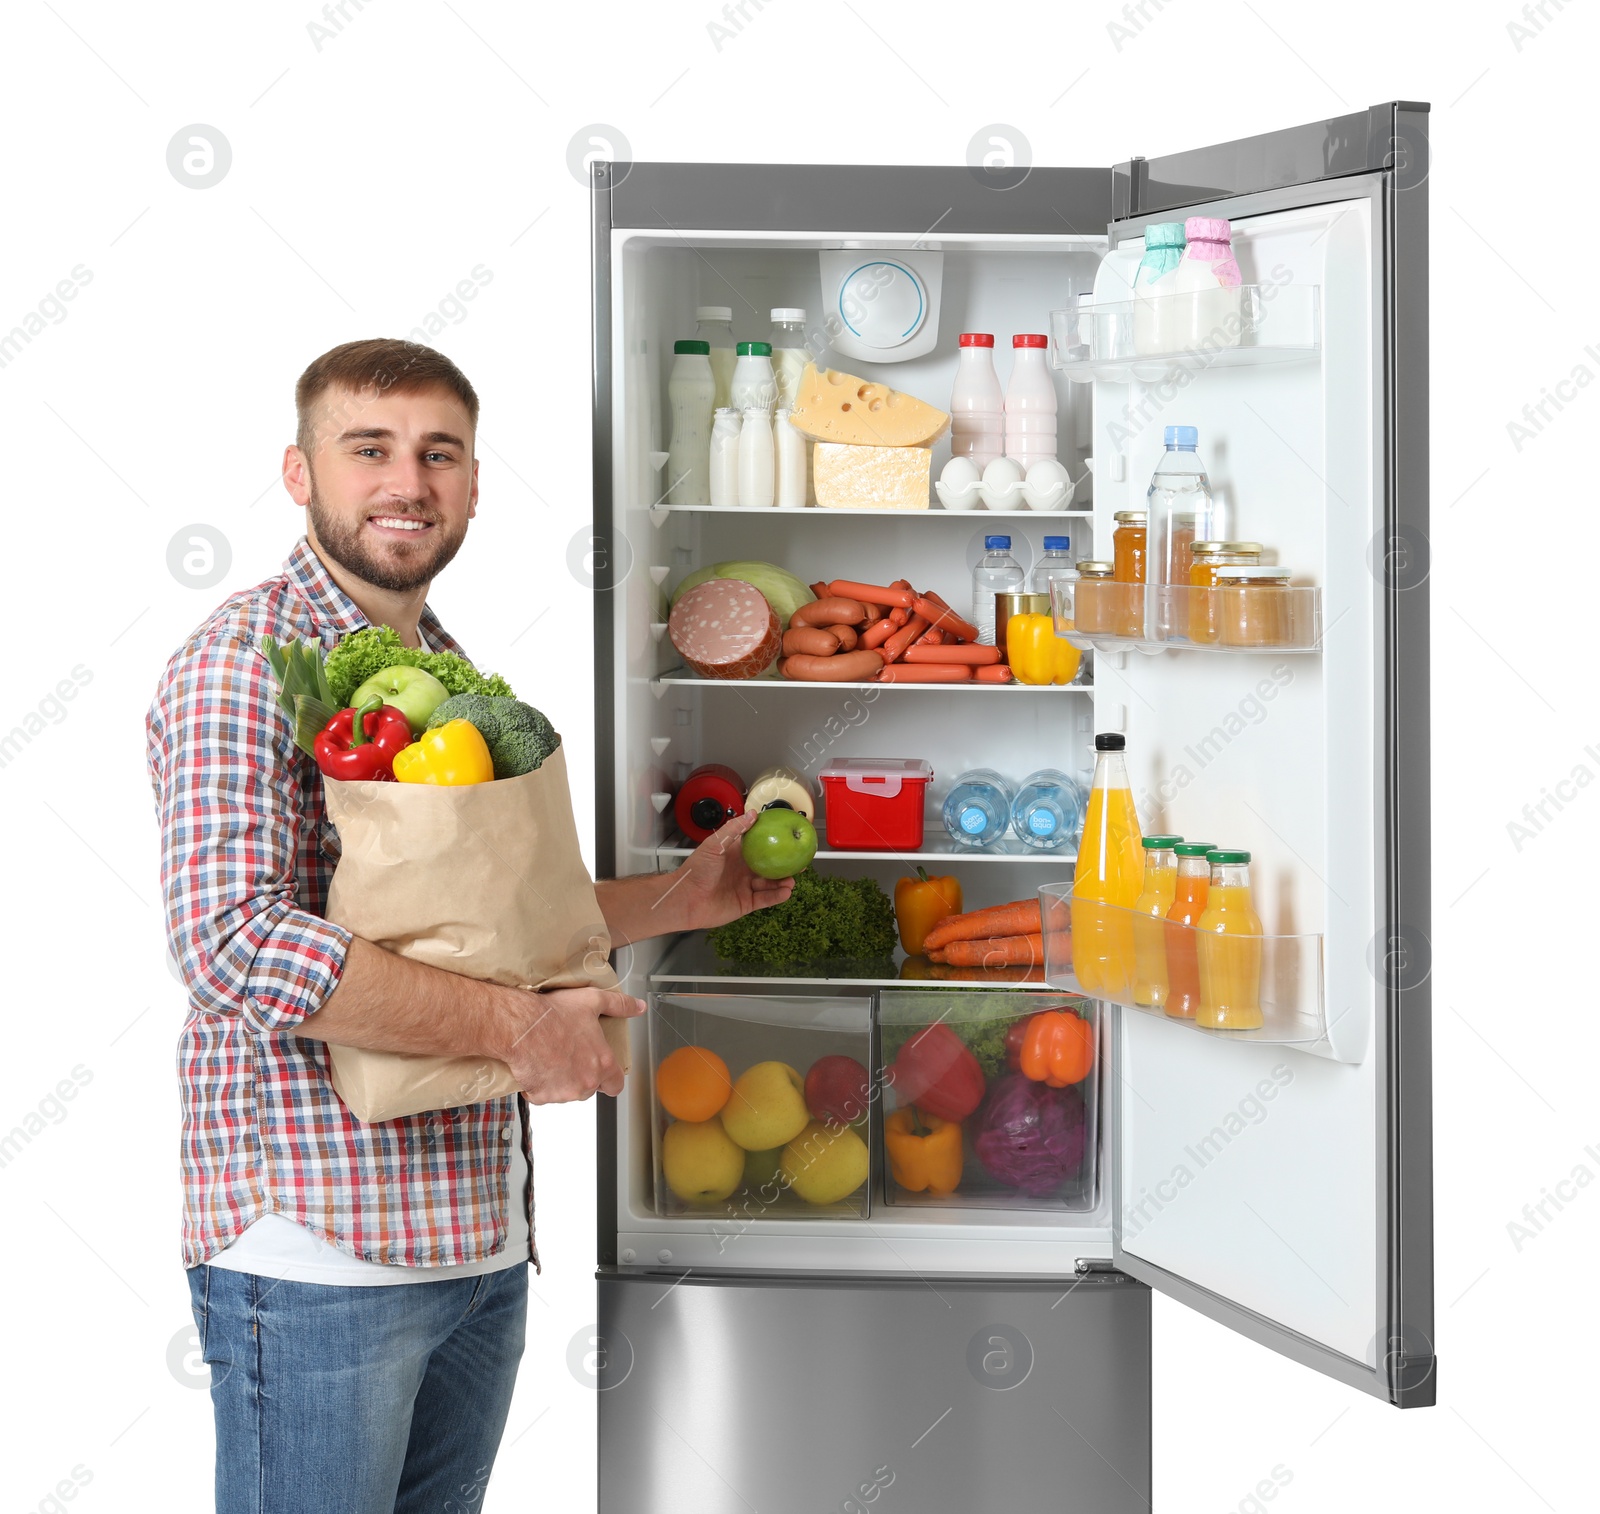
[187,1264,528,1513]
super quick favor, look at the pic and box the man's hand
[494,985,646,1104]
[664,809,796,932]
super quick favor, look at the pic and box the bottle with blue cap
[1145,424,1218,641]
[970,534,1025,645]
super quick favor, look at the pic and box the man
[147,338,791,1512]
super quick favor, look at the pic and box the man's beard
[307,482,467,593]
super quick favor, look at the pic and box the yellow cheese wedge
[813,443,932,510]
[788,363,951,448]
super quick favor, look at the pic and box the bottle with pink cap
[1004,333,1058,470]
[949,332,1006,468]
[1167,216,1243,352]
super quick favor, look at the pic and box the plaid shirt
[148,537,537,1272]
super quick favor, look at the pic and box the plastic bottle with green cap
[730,340,777,411]
[1131,834,1183,1008]
[1195,849,1265,1030]
[666,339,714,506]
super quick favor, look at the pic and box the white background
[1,2,1592,1511]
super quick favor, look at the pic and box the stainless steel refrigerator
[587,102,1433,1511]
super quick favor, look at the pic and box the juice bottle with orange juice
[1195,849,1264,1030]
[1130,835,1182,1008]
[1162,841,1215,1019]
[1072,734,1143,997]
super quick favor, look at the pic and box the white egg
[982,457,1025,489]
[1024,459,1071,490]
[1022,458,1075,511]
[941,455,981,489]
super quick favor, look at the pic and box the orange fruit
[655,1046,732,1122]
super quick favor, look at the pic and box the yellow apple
[662,1118,744,1204]
[780,1119,869,1205]
[719,1061,810,1151]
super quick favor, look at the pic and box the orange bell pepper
[1018,1010,1094,1088]
[883,1106,963,1195]
[894,867,963,957]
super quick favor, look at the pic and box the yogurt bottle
[1004,334,1057,470]
[665,339,714,506]
[769,309,810,410]
[774,408,807,508]
[737,407,775,508]
[950,333,1005,469]
[695,306,737,409]
[730,341,778,411]
[708,408,742,507]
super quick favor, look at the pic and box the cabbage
[972,1074,1086,1196]
[668,560,816,628]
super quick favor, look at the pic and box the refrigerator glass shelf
[1050,580,1323,655]
[656,835,1078,865]
[1036,883,1346,1061]
[650,933,1050,990]
[655,667,1093,692]
[1048,283,1321,384]
[650,505,1093,521]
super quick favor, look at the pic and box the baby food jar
[1188,541,1263,643]
[1073,561,1115,635]
[1217,566,1293,648]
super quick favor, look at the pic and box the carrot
[923,900,1042,952]
[861,617,897,649]
[827,579,917,609]
[881,613,930,663]
[876,663,973,683]
[938,933,1046,968]
[929,960,1046,982]
[973,664,1015,683]
[914,596,981,643]
[903,643,1000,665]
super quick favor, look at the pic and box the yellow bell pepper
[1006,612,1081,685]
[392,719,495,785]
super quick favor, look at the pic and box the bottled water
[1030,535,1077,597]
[1145,426,1218,641]
[971,535,1025,645]
[942,769,1017,850]
[1011,769,1086,851]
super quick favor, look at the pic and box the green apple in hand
[349,665,451,734]
[740,808,818,879]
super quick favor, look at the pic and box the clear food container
[877,989,1100,1213]
[649,992,875,1220]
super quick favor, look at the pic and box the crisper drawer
[598,1269,1151,1514]
[648,992,875,1220]
[878,990,1100,1214]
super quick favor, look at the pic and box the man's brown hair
[294,338,480,453]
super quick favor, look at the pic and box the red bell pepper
[313,696,412,782]
[889,1022,986,1123]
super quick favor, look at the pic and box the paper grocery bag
[320,744,631,1123]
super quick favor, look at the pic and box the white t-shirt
[208,1115,532,1286]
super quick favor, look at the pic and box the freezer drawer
[597,1269,1150,1514]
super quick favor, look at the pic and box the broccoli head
[426,694,560,778]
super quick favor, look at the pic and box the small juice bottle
[1162,841,1215,1019]
[1195,849,1264,1030]
[1130,835,1182,1008]
[1072,734,1144,997]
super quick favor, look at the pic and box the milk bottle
[950,333,1005,468]
[665,340,714,506]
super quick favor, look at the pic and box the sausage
[790,597,868,629]
[911,625,944,646]
[809,582,829,599]
[781,649,887,682]
[859,603,887,623]
[826,579,917,609]
[782,626,842,657]
[830,623,859,651]
[860,618,897,649]
[913,595,981,643]
[903,642,1001,665]
[973,663,1015,683]
[882,613,930,663]
[876,663,974,683]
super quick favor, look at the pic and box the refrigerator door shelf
[1054,580,1325,655]
[648,992,874,1221]
[655,835,1079,865]
[1049,283,1322,383]
[1037,883,1346,1062]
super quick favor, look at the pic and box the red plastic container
[817,759,933,851]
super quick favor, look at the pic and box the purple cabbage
[972,1073,1086,1196]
